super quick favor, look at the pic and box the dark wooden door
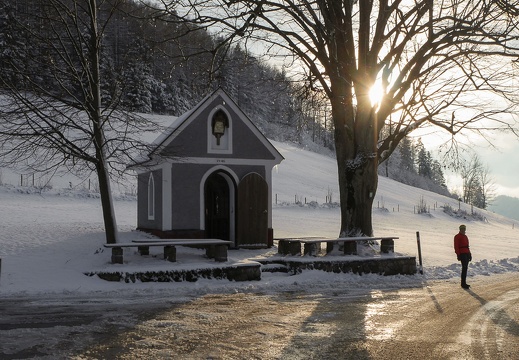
[237,173,268,247]
[205,173,230,240]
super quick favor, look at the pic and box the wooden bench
[104,239,232,264]
[276,236,399,256]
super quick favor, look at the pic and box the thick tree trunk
[331,86,378,237]
[336,152,378,237]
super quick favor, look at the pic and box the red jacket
[454,233,470,255]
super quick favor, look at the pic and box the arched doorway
[204,172,232,242]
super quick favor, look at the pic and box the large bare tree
[0,0,157,243]
[154,0,519,236]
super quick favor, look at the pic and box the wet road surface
[1,273,518,359]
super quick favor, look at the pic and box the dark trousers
[459,253,471,286]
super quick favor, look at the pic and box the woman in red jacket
[454,224,472,289]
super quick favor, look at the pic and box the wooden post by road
[416,231,423,275]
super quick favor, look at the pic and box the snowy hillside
[0,140,518,297]
[270,141,518,268]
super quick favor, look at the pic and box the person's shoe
[462,284,470,289]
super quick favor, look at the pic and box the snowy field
[1,140,518,299]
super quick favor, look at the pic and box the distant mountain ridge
[488,195,519,221]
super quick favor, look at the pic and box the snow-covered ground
[1,140,518,299]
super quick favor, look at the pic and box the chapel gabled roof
[135,88,283,166]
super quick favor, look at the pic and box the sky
[475,134,519,198]
[409,124,519,199]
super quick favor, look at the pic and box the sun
[369,83,384,108]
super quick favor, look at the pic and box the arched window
[148,173,155,220]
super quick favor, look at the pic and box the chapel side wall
[170,164,201,230]
[137,169,163,230]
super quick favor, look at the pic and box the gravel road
[1,273,518,359]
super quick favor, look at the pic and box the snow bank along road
[1,273,518,359]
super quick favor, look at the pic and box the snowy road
[1,273,518,359]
